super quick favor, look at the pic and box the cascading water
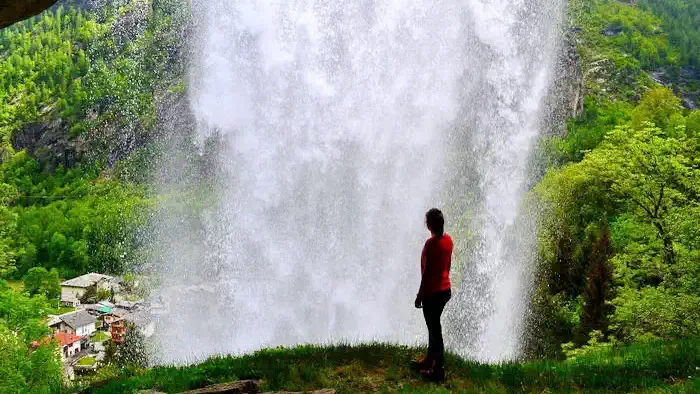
[151,0,564,364]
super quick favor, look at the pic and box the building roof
[109,308,129,317]
[98,301,115,308]
[58,310,96,330]
[83,304,113,314]
[122,310,151,328]
[54,331,81,346]
[115,300,141,310]
[47,315,62,327]
[61,273,113,288]
[98,305,112,313]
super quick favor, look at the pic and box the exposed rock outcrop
[0,0,58,29]
[541,26,585,137]
[11,116,87,169]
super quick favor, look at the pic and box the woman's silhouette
[413,208,453,381]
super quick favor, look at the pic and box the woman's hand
[414,294,423,309]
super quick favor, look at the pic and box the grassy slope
[81,339,698,393]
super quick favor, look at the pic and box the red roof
[54,331,81,346]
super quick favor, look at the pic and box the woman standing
[413,208,453,381]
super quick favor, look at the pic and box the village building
[54,331,82,359]
[109,309,153,343]
[102,309,124,326]
[82,303,114,316]
[47,315,62,332]
[31,331,82,362]
[115,300,142,311]
[110,318,127,343]
[53,310,96,337]
[61,272,114,306]
[60,273,121,306]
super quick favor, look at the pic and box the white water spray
[151,0,564,364]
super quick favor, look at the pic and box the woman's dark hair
[426,208,445,237]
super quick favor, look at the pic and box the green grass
[5,280,24,292]
[91,331,110,342]
[52,305,76,315]
[78,357,97,367]
[77,338,698,394]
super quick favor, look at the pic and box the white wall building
[55,310,96,337]
[60,273,115,306]
[55,331,82,359]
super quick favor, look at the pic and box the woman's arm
[415,241,430,307]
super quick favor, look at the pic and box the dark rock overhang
[0,0,59,29]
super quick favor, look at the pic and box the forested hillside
[524,0,699,358]
[0,0,192,281]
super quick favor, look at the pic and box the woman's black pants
[422,288,451,368]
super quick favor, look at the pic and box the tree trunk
[654,221,676,265]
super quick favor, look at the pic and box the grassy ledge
[78,338,698,393]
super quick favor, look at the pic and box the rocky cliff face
[541,27,585,137]
[11,116,87,169]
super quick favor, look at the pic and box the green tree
[115,323,148,368]
[630,87,683,132]
[22,267,60,300]
[584,122,698,266]
[0,281,62,394]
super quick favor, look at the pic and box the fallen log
[177,380,260,394]
[261,390,336,394]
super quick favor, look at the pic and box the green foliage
[0,202,17,278]
[115,323,148,368]
[630,86,685,131]
[529,84,699,356]
[79,285,97,304]
[0,152,153,278]
[22,267,60,300]
[571,0,699,105]
[96,287,111,302]
[638,0,700,68]
[556,96,633,163]
[0,281,62,394]
[0,6,101,150]
[571,0,675,100]
[0,0,190,159]
[529,1,698,356]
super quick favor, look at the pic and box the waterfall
[151,0,564,364]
